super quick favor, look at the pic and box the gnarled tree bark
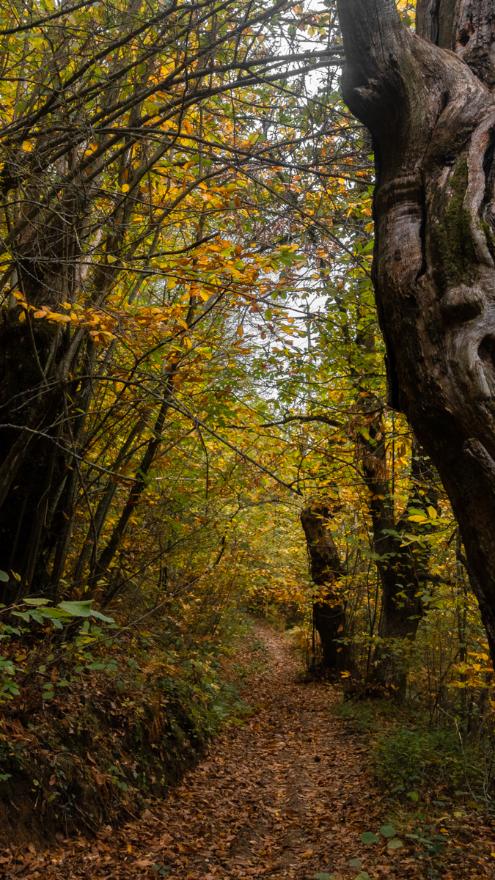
[336,0,495,663]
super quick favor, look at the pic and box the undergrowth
[0,612,260,843]
[335,699,495,813]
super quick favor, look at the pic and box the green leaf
[387,838,404,851]
[57,600,93,617]
[24,597,50,606]
[360,831,380,845]
[379,824,396,838]
[87,661,110,671]
[348,857,363,868]
[90,608,115,623]
[57,600,114,623]
[313,874,335,880]
[12,611,34,622]
[0,571,9,583]
[38,607,70,618]
[45,617,64,630]
[407,790,420,802]
[355,874,371,880]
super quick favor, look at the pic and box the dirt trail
[5,626,494,879]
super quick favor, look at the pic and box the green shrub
[335,697,494,809]
[373,726,481,799]
[335,700,378,733]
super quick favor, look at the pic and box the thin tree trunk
[92,365,178,602]
[300,502,350,673]
[72,417,146,587]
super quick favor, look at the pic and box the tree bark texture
[0,316,90,597]
[336,0,495,663]
[359,423,437,624]
[352,319,439,655]
[0,157,124,597]
[356,406,439,691]
[300,503,349,672]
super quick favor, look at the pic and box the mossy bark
[336,0,495,664]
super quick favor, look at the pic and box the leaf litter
[4,625,494,879]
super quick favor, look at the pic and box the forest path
[6,625,489,879]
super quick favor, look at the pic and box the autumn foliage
[0,0,494,855]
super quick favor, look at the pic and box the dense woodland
[0,0,495,874]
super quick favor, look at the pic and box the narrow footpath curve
[6,626,494,879]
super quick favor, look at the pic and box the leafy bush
[373,727,470,797]
[0,615,254,841]
[336,700,378,733]
[335,698,494,809]
[0,589,116,703]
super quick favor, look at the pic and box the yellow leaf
[159,60,175,78]
[427,505,438,519]
[49,313,71,323]
[121,183,130,193]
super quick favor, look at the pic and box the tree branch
[260,414,343,429]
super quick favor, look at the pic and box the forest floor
[3,624,495,880]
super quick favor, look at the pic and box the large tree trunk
[300,503,350,673]
[336,0,495,666]
[358,418,439,691]
[344,286,438,689]
[0,163,98,598]
[357,397,439,693]
[0,309,88,598]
